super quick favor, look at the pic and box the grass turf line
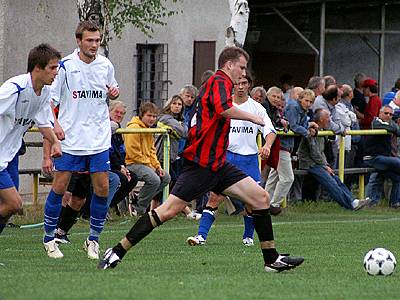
[1,203,400,300]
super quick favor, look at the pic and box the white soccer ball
[363,248,396,276]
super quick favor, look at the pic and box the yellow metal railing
[277,129,390,182]
[25,127,390,203]
[26,127,171,202]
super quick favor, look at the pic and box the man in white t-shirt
[42,21,120,259]
[186,72,276,247]
[0,44,62,235]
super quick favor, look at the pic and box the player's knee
[7,196,23,215]
[207,194,223,207]
[252,189,269,208]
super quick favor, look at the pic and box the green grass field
[1,202,400,300]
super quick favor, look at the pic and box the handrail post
[33,173,39,205]
[257,133,262,171]
[338,135,345,182]
[162,133,170,202]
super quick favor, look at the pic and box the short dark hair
[27,43,61,73]
[218,46,249,69]
[75,20,100,39]
[243,70,253,88]
[139,101,159,118]
[394,78,400,90]
[322,85,338,101]
[369,84,378,94]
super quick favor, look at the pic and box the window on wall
[193,41,216,88]
[136,43,168,113]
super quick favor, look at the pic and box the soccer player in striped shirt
[98,46,304,272]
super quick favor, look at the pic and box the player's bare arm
[221,106,265,126]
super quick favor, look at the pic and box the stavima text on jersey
[230,126,254,134]
[72,90,103,99]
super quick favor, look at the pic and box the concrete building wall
[1,0,229,197]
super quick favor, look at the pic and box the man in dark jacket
[364,106,400,207]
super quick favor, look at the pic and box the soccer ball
[363,248,396,276]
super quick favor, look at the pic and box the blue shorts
[226,151,260,214]
[0,155,19,190]
[54,150,110,173]
[226,151,260,182]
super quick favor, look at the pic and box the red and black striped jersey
[183,70,234,171]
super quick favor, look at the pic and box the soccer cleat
[264,254,304,272]
[84,239,100,260]
[97,248,121,270]
[187,234,206,246]
[186,211,202,221]
[54,233,71,244]
[242,237,254,247]
[43,239,64,259]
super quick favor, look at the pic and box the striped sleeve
[213,79,232,115]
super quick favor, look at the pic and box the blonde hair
[298,89,315,101]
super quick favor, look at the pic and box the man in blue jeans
[364,105,400,207]
[297,108,370,210]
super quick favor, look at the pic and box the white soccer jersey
[0,73,53,171]
[51,49,118,155]
[228,97,276,155]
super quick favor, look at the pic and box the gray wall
[1,0,228,196]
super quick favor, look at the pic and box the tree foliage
[107,0,182,39]
[77,0,182,56]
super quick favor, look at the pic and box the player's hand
[106,85,120,100]
[42,158,53,175]
[156,167,165,177]
[50,141,62,158]
[54,120,65,140]
[253,115,265,126]
[259,145,271,159]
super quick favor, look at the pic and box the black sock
[253,209,279,264]
[262,248,279,264]
[112,243,127,259]
[252,209,274,241]
[58,205,79,233]
[125,212,160,246]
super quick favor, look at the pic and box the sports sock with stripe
[43,190,63,243]
[89,194,109,242]
[197,207,216,240]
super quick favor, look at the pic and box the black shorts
[67,173,91,199]
[171,160,248,202]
